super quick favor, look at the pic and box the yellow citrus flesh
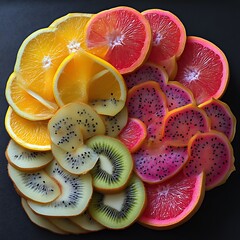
[5,107,51,151]
[5,72,58,120]
[53,49,127,116]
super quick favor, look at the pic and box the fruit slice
[5,72,58,121]
[88,174,146,229]
[50,13,93,53]
[127,81,168,143]
[14,28,68,102]
[101,106,128,137]
[51,143,99,175]
[162,81,195,111]
[159,56,178,80]
[118,118,147,153]
[84,6,152,74]
[28,161,93,217]
[162,104,210,146]
[21,198,66,234]
[70,210,105,232]
[5,107,51,151]
[142,9,186,63]
[183,131,235,190]
[8,164,60,203]
[124,62,168,90]
[48,102,105,152]
[6,140,53,171]
[133,140,188,183]
[139,171,205,229]
[199,98,236,141]
[53,49,126,116]
[175,36,229,104]
[87,135,133,192]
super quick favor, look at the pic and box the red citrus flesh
[142,9,186,63]
[118,118,147,153]
[84,6,152,74]
[139,171,205,229]
[175,36,229,104]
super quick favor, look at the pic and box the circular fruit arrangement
[4,6,236,234]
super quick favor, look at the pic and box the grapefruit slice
[139,171,205,229]
[84,6,152,74]
[118,118,147,153]
[175,36,229,104]
[142,9,186,63]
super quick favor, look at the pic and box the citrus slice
[5,107,51,151]
[139,171,205,229]
[5,72,58,120]
[14,28,69,102]
[142,9,186,64]
[84,6,152,74]
[50,13,93,53]
[175,36,229,104]
[53,49,127,116]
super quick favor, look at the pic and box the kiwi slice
[28,160,93,217]
[52,143,99,175]
[6,140,53,171]
[48,218,88,234]
[70,210,105,232]
[8,164,60,203]
[101,106,128,137]
[86,135,133,192]
[21,198,67,235]
[88,174,146,229]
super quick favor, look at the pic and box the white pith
[184,67,200,82]
[42,56,52,69]
[67,40,81,53]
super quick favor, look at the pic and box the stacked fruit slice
[4,6,236,233]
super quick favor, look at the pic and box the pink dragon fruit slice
[124,62,168,90]
[183,130,235,190]
[133,140,188,183]
[127,81,168,142]
[199,98,236,141]
[162,81,195,111]
[162,104,210,146]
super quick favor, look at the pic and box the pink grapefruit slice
[139,170,205,229]
[118,118,147,153]
[84,6,152,74]
[142,9,186,64]
[175,36,229,104]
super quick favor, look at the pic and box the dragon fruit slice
[124,62,168,90]
[133,140,188,183]
[162,81,195,111]
[162,104,210,146]
[199,98,236,141]
[127,81,168,142]
[183,130,235,190]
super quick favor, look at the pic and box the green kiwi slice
[86,135,133,192]
[88,174,146,229]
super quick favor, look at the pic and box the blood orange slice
[84,6,152,74]
[118,118,147,153]
[139,171,205,229]
[175,36,229,104]
[142,9,186,64]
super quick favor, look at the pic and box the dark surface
[0,1,239,240]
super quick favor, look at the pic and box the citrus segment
[14,28,68,102]
[175,36,229,104]
[142,9,186,63]
[5,72,58,120]
[53,50,126,116]
[5,107,51,151]
[84,6,152,74]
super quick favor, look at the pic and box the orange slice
[5,107,51,151]
[5,72,58,120]
[53,49,127,116]
[84,6,152,74]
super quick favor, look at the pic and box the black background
[0,1,239,240]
